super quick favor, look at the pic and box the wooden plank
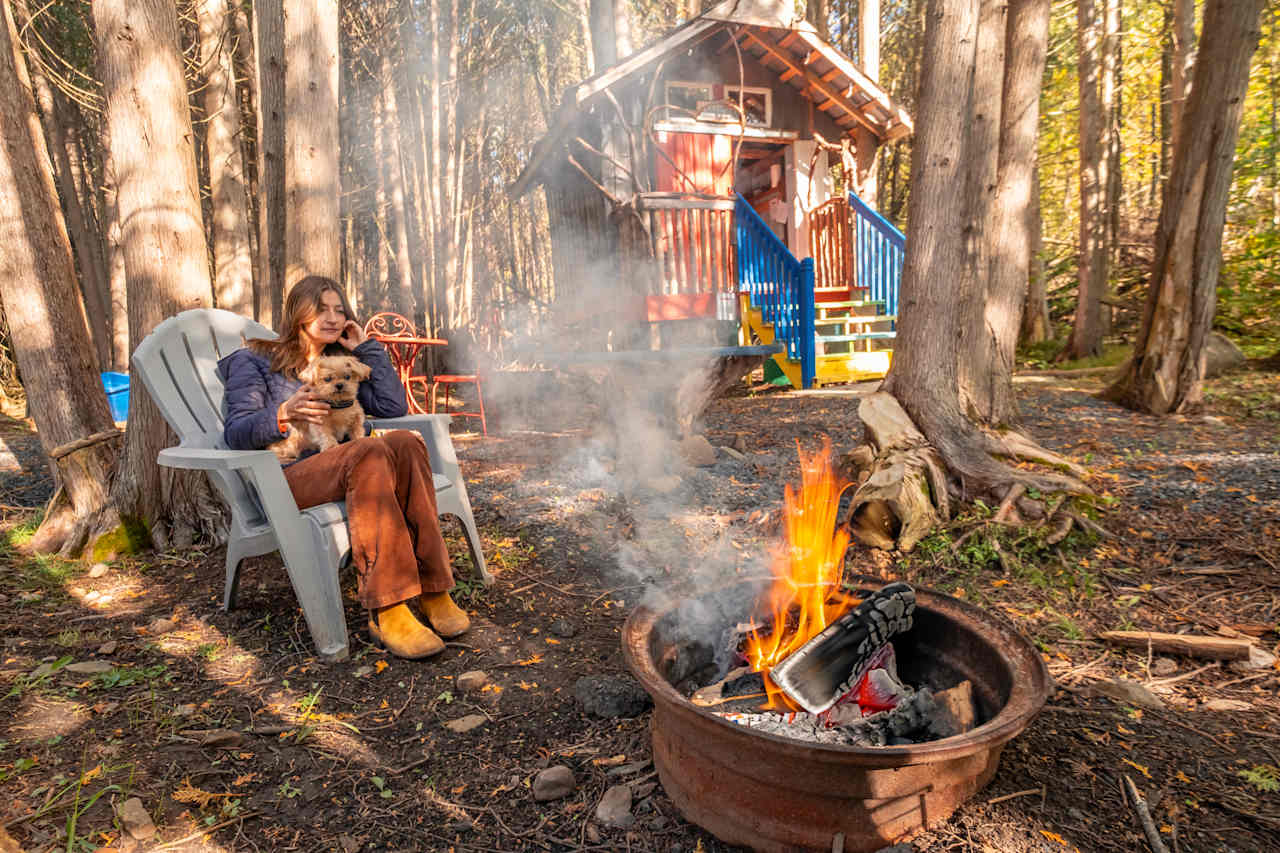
[638,195,737,211]
[739,31,884,137]
[792,30,915,135]
[1099,631,1253,661]
[646,293,717,321]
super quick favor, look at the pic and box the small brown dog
[269,355,372,462]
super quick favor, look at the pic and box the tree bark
[95,0,223,551]
[1103,0,1263,414]
[1101,0,1122,267]
[806,0,831,39]
[254,0,285,324]
[198,0,253,315]
[101,145,129,371]
[955,0,1007,423]
[0,0,120,556]
[283,0,340,289]
[382,54,416,319]
[961,0,1050,425]
[1170,0,1194,139]
[860,0,880,80]
[1062,0,1106,360]
[1020,164,1051,344]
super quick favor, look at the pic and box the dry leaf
[1122,758,1152,779]
[375,660,389,674]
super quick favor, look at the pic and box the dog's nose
[335,382,345,391]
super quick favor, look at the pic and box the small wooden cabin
[512,0,913,387]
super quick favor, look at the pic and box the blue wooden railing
[734,194,815,388]
[848,191,904,322]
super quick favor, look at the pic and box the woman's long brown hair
[247,275,359,377]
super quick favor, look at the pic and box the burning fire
[744,437,858,708]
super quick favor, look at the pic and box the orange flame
[744,437,858,708]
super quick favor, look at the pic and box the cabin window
[663,82,773,128]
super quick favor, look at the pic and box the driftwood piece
[858,391,927,451]
[1099,631,1253,661]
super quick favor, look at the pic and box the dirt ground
[1,362,1278,853]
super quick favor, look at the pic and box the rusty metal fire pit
[621,578,1050,852]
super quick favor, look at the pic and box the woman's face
[301,289,348,347]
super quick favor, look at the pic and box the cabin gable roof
[511,0,913,197]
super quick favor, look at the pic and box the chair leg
[457,506,493,586]
[274,518,350,661]
[474,377,487,435]
[223,539,246,611]
[430,381,439,414]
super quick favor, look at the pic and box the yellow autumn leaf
[1122,758,1152,779]
[79,765,102,786]
[545,638,561,644]
[375,660,389,674]
[1176,771,1191,783]
[1039,829,1068,846]
[516,681,538,690]
[515,654,544,666]
[1117,724,1135,735]
[991,579,1010,587]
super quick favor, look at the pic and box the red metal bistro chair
[364,312,486,433]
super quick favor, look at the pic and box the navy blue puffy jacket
[217,340,408,463]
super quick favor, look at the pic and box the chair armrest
[157,446,280,472]
[367,414,461,485]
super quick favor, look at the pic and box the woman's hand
[337,320,367,350]
[279,384,330,425]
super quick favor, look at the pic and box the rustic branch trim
[48,428,123,460]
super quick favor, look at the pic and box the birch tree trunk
[283,0,340,289]
[94,0,223,552]
[1062,0,1106,360]
[0,0,120,556]
[1103,0,1264,414]
[198,0,253,315]
[254,0,285,323]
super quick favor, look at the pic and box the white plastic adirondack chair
[131,308,493,661]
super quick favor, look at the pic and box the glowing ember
[744,437,858,708]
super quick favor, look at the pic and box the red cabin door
[652,132,736,300]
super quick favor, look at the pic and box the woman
[217,275,469,659]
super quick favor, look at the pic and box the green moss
[89,516,151,561]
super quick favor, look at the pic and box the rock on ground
[456,670,489,692]
[118,798,156,840]
[1094,679,1165,711]
[679,434,718,467]
[574,675,652,718]
[444,714,488,733]
[1205,331,1246,378]
[595,784,634,828]
[532,765,576,801]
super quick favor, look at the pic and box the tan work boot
[419,591,471,639]
[369,602,444,659]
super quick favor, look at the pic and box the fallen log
[1098,630,1253,661]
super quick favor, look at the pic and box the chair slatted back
[133,309,278,531]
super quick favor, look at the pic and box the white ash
[717,688,943,746]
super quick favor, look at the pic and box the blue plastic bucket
[101,372,129,422]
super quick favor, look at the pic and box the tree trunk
[955,0,1007,423]
[283,0,340,289]
[806,0,830,39]
[860,0,880,80]
[253,0,285,324]
[859,0,1083,551]
[1062,0,1106,360]
[0,0,120,556]
[28,68,110,372]
[382,54,416,320]
[102,145,129,371]
[198,0,253,315]
[372,87,391,304]
[1101,0,1122,266]
[95,0,223,552]
[1020,164,1051,344]
[1103,0,1264,414]
[960,0,1050,425]
[1170,0,1194,139]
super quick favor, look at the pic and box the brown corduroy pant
[284,430,454,609]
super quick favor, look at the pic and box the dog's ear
[347,357,372,380]
[298,361,318,385]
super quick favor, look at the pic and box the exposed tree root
[845,392,1099,552]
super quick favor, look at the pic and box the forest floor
[0,359,1278,853]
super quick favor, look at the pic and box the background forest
[1,0,1276,400]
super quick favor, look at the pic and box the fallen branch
[1123,775,1170,853]
[1099,631,1252,661]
